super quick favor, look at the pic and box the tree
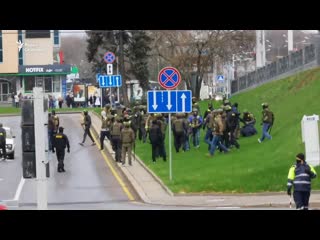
[127,30,152,93]
[86,30,152,106]
[150,30,255,99]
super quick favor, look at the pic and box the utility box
[301,115,320,166]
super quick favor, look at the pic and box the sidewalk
[90,111,320,209]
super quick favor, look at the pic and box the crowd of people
[96,97,275,165]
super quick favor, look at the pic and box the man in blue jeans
[258,103,274,143]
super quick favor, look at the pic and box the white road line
[13,177,25,201]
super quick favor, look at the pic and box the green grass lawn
[135,67,320,193]
[0,107,21,114]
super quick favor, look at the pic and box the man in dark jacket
[79,110,96,146]
[149,120,166,162]
[287,153,317,210]
[52,127,70,172]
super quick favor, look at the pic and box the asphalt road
[0,114,130,208]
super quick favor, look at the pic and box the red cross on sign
[158,67,181,90]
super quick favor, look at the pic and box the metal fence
[231,43,319,94]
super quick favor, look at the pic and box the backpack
[174,119,184,133]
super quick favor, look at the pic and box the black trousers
[100,130,111,149]
[82,127,94,143]
[56,150,65,170]
[293,191,311,209]
[111,136,122,162]
[174,132,185,152]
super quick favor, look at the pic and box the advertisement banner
[87,85,99,98]
[73,84,86,102]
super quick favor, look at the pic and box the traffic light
[21,100,36,178]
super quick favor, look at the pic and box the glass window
[24,76,35,92]
[54,30,59,45]
[44,76,52,93]
[53,75,60,92]
[25,30,50,38]
[18,30,23,65]
[0,30,3,63]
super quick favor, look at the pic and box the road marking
[14,177,25,201]
[90,129,135,201]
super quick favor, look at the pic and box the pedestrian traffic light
[21,99,36,179]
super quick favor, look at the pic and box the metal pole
[117,57,120,103]
[288,30,293,53]
[168,113,172,181]
[33,87,48,210]
[100,87,103,109]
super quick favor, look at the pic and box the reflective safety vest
[287,163,317,192]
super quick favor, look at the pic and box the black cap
[58,126,64,132]
[296,153,305,161]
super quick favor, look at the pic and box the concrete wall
[23,37,53,65]
[0,30,18,73]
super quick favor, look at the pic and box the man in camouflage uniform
[207,109,229,157]
[172,113,187,153]
[110,116,123,162]
[131,106,141,139]
[258,103,274,143]
[188,108,202,148]
[120,121,135,166]
[149,119,165,162]
[100,107,114,150]
[139,106,148,143]
[240,109,257,137]
[156,114,167,159]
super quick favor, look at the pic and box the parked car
[1,127,16,159]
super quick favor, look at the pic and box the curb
[91,111,174,197]
[90,111,146,203]
[133,155,174,197]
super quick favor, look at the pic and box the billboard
[73,84,85,102]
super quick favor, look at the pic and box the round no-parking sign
[158,67,181,90]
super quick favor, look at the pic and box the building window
[0,30,3,63]
[18,30,23,65]
[54,30,59,45]
[44,76,52,93]
[53,75,60,92]
[25,30,50,38]
[24,76,35,92]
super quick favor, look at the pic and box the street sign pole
[116,57,120,103]
[33,87,48,210]
[168,112,172,181]
[100,87,103,109]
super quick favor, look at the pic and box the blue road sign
[99,75,122,88]
[147,90,192,113]
[216,75,224,82]
[158,67,181,90]
[104,52,115,64]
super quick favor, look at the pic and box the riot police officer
[52,126,70,172]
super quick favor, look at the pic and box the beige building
[0,30,19,73]
[0,30,71,104]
